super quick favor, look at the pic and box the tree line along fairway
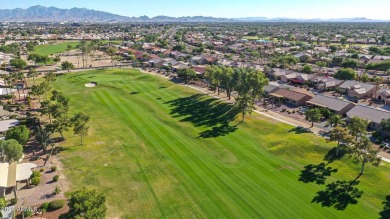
[52,69,390,218]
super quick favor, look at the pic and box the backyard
[51,69,390,218]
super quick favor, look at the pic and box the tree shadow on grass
[379,195,390,219]
[165,94,239,138]
[311,180,363,211]
[199,122,238,138]
[288,127,311,134]
[323,147,347,164]
[299,163,338,185]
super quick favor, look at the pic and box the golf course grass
[51,69,390,218]
[34,42,80,56]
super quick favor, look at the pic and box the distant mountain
[0,5,387,23]
[0,5,132,22]
[0,5,234,23]
[235,17,268,21]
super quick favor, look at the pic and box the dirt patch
[8,142,70,218]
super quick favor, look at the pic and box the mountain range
[0,5,388,23]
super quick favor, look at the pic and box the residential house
[148,58,165,67]
[306,95,356,115]
[193,66,206,76]
[270,88,313,107]
[162,59,179,68]
[281,72,317,84]
[264,82,280,95]
[268,68,292,80]
[376,89,390,106]
[346,105,390,130]
[310,76,343,91]
[172,62,189,71]
[338,81,376,99]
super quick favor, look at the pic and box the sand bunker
[85,82,97,88]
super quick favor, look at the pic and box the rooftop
[346,105,390,124]
[307,95,355,112]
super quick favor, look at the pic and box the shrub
[51,166,57,172]
[30,176,41,186]
[9,198,18,205]
[40,168,45,172]
[53,175,59,182]
[48,200,66,210]
[41,202,49,211]
[23,209,33,217]
[53,186,61,195]
[30,171,41,179]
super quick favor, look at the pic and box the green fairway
[34,42,80,56]
[52,69,390,218]
[242,36,260,40]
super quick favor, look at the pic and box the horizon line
[1,5,390,21]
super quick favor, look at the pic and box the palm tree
[327,114,345,128]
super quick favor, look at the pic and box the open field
[242,36,260,40]
[34,42,80,56]
[51,69,390,218]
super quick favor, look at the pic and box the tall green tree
[334,68,357,80]
[177,69,197,84]
[61,61,75,72]
[52,116,72,140]
[27,68,39,85]
[10,58,27,71]
[305,108,322,127]
[329,126,353,156]
[5,125,30,145]
[0,139,23,163]
[30,83,45,103]
[105,46,117,66]
[44,71,56,84]
[65,188,107,218]
[220,67,240,100]
[28,54,49,66]
[235,93,256,122]
[205,66,218,93]
[72,112,90,144]
[34,125,52,154]
[380,118,390,138]
[40,100,54,123]
[66,44,73,55]
[349,136,381,174]
[348,116,369,140]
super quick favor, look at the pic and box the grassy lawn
[34,42,80,56]
[51,69,390,218]
[242,36,260,40]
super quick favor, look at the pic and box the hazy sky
[2,0,390,19]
